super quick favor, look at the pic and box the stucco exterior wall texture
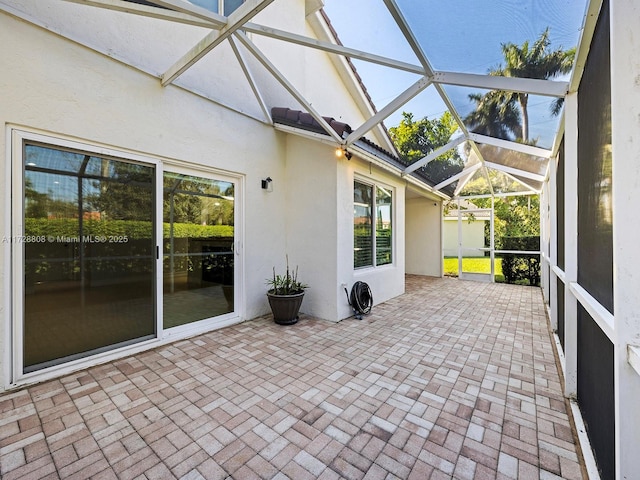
[442,218,487,257]
[406,197,443,276]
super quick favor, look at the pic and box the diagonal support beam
[244,23,425,75]
[403,136,466,174]
[383,0,434,74]
[432,71,569,97]
[383,0,471,140]
[500,170,543,193]
[483,161,546,182]
[344,76,432,146]
[234,32,343,143]
[228,36,271,124]
[434,163,483,191]
[453,158,486,196]
[162,0,275,86]
[468,133,552,158]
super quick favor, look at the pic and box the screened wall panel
[577,305,615,480]
[577,0,613,313]
[556,138,565,271]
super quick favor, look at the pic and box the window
[354,180,393,268]
[188,0,244,15]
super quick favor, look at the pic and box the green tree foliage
[164,175,234,226]
[389,111,464,184]
[25,178,77,219]
[473,195,540,249]
[86,161,154,221]
[465,92,522,140]
[465,28,575,142]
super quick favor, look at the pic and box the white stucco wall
[442,217,488,257]
[283,135,339,322]
[406,197,443,277]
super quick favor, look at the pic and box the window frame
[353,177,394,270]
[187,0,244,16]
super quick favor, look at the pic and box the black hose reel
[345,281,373,320]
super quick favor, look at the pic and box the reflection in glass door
[22,143,156,373]
[163,172,235,328]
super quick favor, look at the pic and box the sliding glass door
[15,134,239,378]
[163,171,235,328]
[22,143,156,372]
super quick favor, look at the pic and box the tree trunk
[519,94,529,142]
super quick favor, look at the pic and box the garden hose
[344,281,373,319]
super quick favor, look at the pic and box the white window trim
[353,176,395,271]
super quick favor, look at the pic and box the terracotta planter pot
[266,291,305,325]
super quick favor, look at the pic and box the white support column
[549,154,558,331]
[457,198,462,277]
[610,1,640,477]
[490,197,495,280]
[540,181,550,304]
[563,92,578,397]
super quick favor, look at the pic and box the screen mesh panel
[577,304,615,480]
[577,0,613,313]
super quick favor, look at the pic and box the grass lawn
[443,256,504,281]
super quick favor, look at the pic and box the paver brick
[0,277,586,480]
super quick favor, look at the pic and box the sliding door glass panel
[163,172,235,328]
[23,144,155,372]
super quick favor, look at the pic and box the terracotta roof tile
[271,107,441,193]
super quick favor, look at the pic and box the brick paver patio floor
[0,276,585,479]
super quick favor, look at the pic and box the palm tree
[491,28,575,141]
[465,91,522,140]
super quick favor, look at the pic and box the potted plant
[266,258,308,325]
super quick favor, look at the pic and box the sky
[322,0,589,148]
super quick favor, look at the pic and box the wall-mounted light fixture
[335,147,352,160]
[261,177,273,192]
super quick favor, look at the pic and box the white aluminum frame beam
[480,165,495,196]
[434,163,482,191]
[432,71,568,97]
[454,141,494,196]
[500,169,543,193]
[383,0,433,74]
[458,191,537,200]
[344,76,432,146]
[483,161,546,183]
[162,0,275,86]
[468,133,552,158]
[383,0,471,140]
[227,36,271,124]
[228,24,570,99]
[244,23,425,75]
[569,0,604,93]
[234,32,343,143]
[403,136,466,174]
